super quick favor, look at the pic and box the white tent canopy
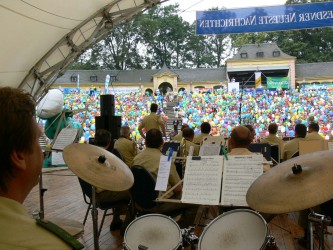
[0,0,162,101]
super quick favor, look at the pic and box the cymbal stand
[181,226,198,250]
[91,186,99,250]
[307,209,331,250]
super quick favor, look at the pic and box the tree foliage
[71,1,333,70]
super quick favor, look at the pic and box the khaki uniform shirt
[184,140,200,156]
[260,134,284,145]
[0,197,71,249]
[114,137,137,167]
[193,133,210,144]
[306,132,324,141]
[133,148,181,198]
[138,112,164,132]
[173,132,183,142]
[283,137,306,160]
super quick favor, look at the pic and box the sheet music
[51,151,66,165]
[202,136,225,146]
[199,145,220,156]
[221,155,263,206]
[52,128,79,151]
[155,155,172,191]
[182,156,223,205]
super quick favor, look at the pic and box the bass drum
[123,214,182,250]
[198,209,268,250]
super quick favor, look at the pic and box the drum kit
[63,144,333,250]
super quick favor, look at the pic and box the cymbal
[63,143,134,191]
[246,150,333,214]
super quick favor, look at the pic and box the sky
[162,0,287,22]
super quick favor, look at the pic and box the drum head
[124,214,182,250]
[198,209,268,250]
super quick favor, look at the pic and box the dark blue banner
[196,2,333,35]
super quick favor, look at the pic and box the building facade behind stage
[54,43,333,93]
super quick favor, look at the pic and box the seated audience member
[173,124,189,141]
[193,122,211,144]
[244,124,256,143]
[94,129,131,231]
[114,126,138,167]
[305,122,324,140]
[0,87,80,249]
[132,129,198,228]
[182,127,200,156]
[229,125,270,172]
[283,124,307,160]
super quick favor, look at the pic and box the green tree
[136,4,191,68]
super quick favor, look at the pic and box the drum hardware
[264,235,279,250]
[181,226,198,249]
[307,209,331,250]
[63,143,134,250]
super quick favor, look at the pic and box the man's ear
[10,151,27,171]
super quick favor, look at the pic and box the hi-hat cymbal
[246,150,333,214]
[63,143,134,191]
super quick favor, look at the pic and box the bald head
[229,125,252,149]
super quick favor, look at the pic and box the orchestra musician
[114,126,138,167]
[193,122,211,145]
[132,128,199,228]
[94,129,131,231]
[0,87,80,249]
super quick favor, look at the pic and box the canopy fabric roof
[0,0,162,101]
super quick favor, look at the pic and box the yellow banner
[255,72,262,88]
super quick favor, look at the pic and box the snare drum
[198,209,268,250]
[123,214,182,250]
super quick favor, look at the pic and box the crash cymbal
[63,143,134,191]
[246,150,333,214]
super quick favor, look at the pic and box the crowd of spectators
[57,86,333,143]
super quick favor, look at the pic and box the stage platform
[23,168,333,250]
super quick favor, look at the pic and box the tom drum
[123,214,182,250]
[198,209,268,250]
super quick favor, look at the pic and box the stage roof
[0,0,162,101]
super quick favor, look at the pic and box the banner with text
[267,77,289,88]
[196,2,333,35]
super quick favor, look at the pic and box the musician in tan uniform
[229,125,270,172]
[283,123,307,160]
[132,128,198,228]
[181,127,200,157]
[305,122,324,140]
[0,87,77,249]
[173,124,189,141]
[94,129,131,231]
[138,103,166,140]
[114,126,137,167]
[192,122,211,144]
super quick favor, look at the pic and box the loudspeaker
[95,115,121,140]
[100,94,115,116]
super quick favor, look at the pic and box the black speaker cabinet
[95,115,121,140]
[100,94,115,116]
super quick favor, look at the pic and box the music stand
[248,143,271,161]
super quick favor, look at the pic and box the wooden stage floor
[23,168,333,250]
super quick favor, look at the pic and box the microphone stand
[238,80,245,125]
